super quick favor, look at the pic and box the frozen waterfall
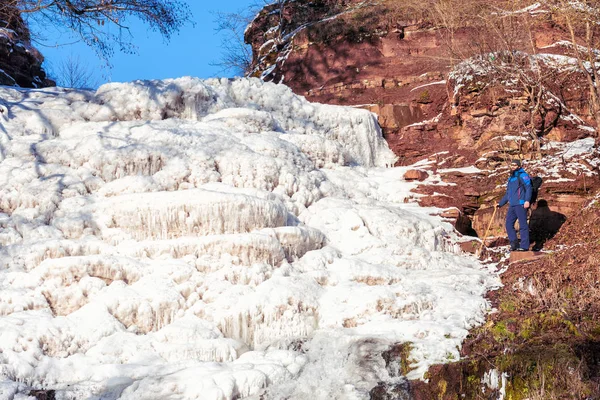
[0,77,499,400]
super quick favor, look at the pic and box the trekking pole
[477,205,498,257]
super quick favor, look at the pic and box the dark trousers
[506,205,529,249]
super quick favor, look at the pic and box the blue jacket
[499,168,532,207]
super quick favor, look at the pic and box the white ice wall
[0,78,498,400]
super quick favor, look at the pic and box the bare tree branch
[3,0,192,63]
[211,9,255,76]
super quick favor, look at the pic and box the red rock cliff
[245,0,600,238]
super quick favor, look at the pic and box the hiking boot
[515,248,528,252]
[510,241,519,251]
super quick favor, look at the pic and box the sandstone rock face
[246,1,600,243]
[365,104,425,130]
[0,6,54,88]
[245,0,450,153]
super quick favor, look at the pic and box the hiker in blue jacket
[497,160,532,251]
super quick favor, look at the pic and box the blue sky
[28,1,256,87]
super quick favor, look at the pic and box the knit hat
[511,159,522,168]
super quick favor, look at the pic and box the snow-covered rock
[0,77,499,399]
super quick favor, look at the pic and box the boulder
[459,239,479,254]
[403,169,428,181]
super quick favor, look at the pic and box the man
[497,159,532,251]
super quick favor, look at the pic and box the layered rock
[0,5,54,88]
[426,52,600,239]
[245,1,600,239]
[245,0,449,143]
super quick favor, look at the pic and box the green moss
[412,246,600,399]
[492,320,516,341]
[588,323,600,336]
[563,319,581,336]
[499,299,517,312]
[394,342,416,376]
[505,376,530,400]
[564,286,574,299]
[518,318,534,339]
[492,342,588,400]
[437,379,448,399]
[417,90,431,104]
[466,374,479,385]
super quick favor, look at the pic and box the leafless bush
[54,54,98,89]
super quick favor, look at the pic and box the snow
[493,134,528,142]
[251,1,376,81]
[404,113,442,129]
[539,39,600,58]
[517,2,545,14]
[449,51,584,95]
[534,53,580,73]
[543,137,596,159]
[0,28,15,40]
[493,2,547,16]
[559,137,596,158]
[578,125,597,133]
[0,77,500,399]
[0,69,16,87]
[585,190,600,209]
[544,177,575,183]
[409,81,447,92]
[482,369,508,399]
[437,166,484,174]
[529,137,599,179]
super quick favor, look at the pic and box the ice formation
[0,77,500,399]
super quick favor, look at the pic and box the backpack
[518,173,543,204]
